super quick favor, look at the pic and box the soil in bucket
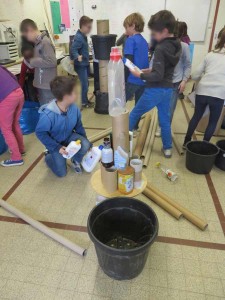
[87,197,158,280]
[186,141,219,174]
[215,140,225,171]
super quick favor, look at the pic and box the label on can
[118,173,134,194]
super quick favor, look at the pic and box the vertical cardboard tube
[101,165,118,193]
[141,110,156,158]
[97,20,109,35]
[130,159,142,188]
[112,110,130,153]
[134,112,151,157]
[143,113,158,167]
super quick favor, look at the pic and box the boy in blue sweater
[71,16,93,108]
[36,76,91,177]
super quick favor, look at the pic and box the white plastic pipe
[0,199,86,256]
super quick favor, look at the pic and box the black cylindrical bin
[87,197,158,280]
[91,34,117,60]
[186,141,219,174]
[95,91,109,114]
[215,140,225,171]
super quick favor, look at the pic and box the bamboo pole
[0,199,86,256]
[143,188,183,220]
[172,131,184,156]
[141,110,156,158]
[147,183,208,231]
[143,113,158,167]
[134,112,151,157]
[89,127,112,143]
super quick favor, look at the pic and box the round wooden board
[91,169,147,198]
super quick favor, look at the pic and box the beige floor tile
[1,279,24,298]
[185,274,204,293]
[93,277,113,298]
[76,275,96,294]
[54,289,74,299]
[167,272,186,290]
[203,278,225,297]
[59,272,79,291]
[72,292,92,300]
[200,261,220,278]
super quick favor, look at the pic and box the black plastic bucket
[95,91,109,114]
[215,140,225,171]
[91,34,117,60]
[186,141,219,174]
[87,197,158,280]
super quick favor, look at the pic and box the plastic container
[118,166,134,195]
[63,140,81,159]
[123,58,141,73]
[156,162,178,182]
[87,197,158,280]
[101,138,113,168]
[91,34,117,60]
[108,47,126,116]
[0,130,7,155]
[81,146,102,173]
[114,146,129,169]
[186,141,219,174]
[19,101,40,135]
[215,140,225,171]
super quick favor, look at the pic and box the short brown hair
[215,28,225,51]
[50,76,76,101]
[148,10,176,34]
[20,19,38,33]
[123,13,145,33]
[79,16,93,29]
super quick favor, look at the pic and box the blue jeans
[126,83,145,105]
[185,95,224,143]
[45,133,91,177]
[74,65,89,105]
[129,87,173,149]
[170,82,181,122]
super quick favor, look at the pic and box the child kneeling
[36,76,91,177]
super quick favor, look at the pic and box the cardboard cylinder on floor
[147,183,208,231]
[143,188,183,220]
[89,127,112,143]
[112,110,129,153]
[172,132,184,156]
[0,199,86,256]
[134,112,151,157]
[101,165,118,193]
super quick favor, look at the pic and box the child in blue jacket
[71,16,93,108]
[36,76,91,177]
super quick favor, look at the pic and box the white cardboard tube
[0,199,86,256]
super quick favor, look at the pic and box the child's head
[20,19,39,42]
[79,16,93,34]
[177,21,188,39]
[21,42,34,61]
[148,10,176,42]
[50,76,77,105]
[123,13,145,36]
[215,27,225,51]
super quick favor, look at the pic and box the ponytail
[215,27,225,51]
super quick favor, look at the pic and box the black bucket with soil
[87,197,158,280]
[215,140,225,171]
[186,141,219,174]
[91,34,117,60]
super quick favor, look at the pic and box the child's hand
[78,55,83,62]
[129,68,142,78]
[141,68,151,74]
[59,146,68,156]
[179,80,186,93]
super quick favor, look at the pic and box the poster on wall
[60,0,71,28]
[50,1,62,34]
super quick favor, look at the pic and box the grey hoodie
[30,32,57,89]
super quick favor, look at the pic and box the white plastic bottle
[81,146,102,173]
[101,138,113,168]
[108,47,126,116]
[63,140,81,159]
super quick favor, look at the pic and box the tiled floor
[0,79,225,299]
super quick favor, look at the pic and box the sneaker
[133,130,138,138]
[0,159,24,167]
[162,149,172,158]
[155,126,161,137]
[44,149,49,156]
[71,161,83,174]
[82,102,94,109]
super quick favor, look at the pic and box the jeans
[0,88,25,160]
[74,65,89,105]
[45,133,91,177]
[38,88,54,106]
[185,95,224,143]
[125,82,145,105]
[129,87,173,149]
[170,82,181,122]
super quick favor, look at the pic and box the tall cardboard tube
[112,110,129,152]
[141,110,156,158]
[147,184,208,231]
[101,165,118,193]
[143,188,183,220]
[0,199,86,256]
[134,112,151,157]
[99,60,108,93]
[89,127,112,143]
[143,113,158,167]
[172,131,184,156]
[97,20,109,35]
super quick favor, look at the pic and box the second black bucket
[215,140,225,171]
[91,34,117,60]
[87,197,158,280]
[186,141,219,174]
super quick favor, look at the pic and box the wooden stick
[134,112,151,157]
[143,187,183,220]
[172,131,184,156]
[143,113,158,167]
[89,127,112,143]
[141,110,156,158]
[147,183,208,231]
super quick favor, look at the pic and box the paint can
[118,166,134,195]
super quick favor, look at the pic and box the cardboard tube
[97,20,109,35]
[143,188,183,220]
[147,184,208,231]
[134,112,151,157]
[89,127,112,143]
[101,165,118,193]
[112,110,129,152]
[99,60,108,93]
[143,113,158,167]
[130,159,142,188]
[141,110,156,158]
[172,131,184,156]
[0,199,86,256]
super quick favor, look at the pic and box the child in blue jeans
[36,76,91,177]
[128,10,181,158]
